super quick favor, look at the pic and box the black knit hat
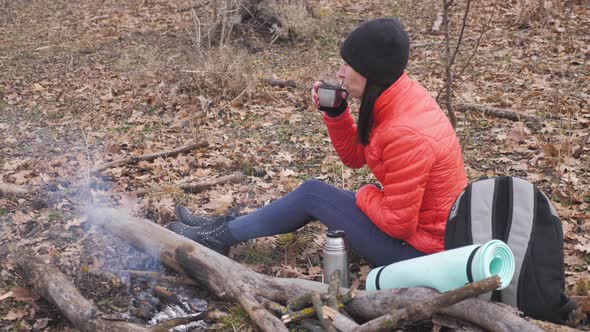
[340,18,410,85]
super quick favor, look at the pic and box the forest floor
[0,0,589,331]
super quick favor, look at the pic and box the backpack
[444,176,577,323]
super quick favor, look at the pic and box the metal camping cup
[317,83,348,108]
[322,229,349,287]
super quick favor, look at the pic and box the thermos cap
[327,229,345,238]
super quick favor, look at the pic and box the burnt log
[7,255,199,332]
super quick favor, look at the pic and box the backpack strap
[469,178,496,301]
[502,177,536,307]
[470,179,495,244]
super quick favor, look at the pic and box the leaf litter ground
[0,0,588,330]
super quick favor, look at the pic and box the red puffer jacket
[323,73,467,254]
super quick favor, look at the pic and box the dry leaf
[65,217,86,230]
[32,83,45,92]
[12,211,31,225]
[358,265,371,283]
[33,318,50,330]
[279,169,297,177]
[308,265,323,276]
[3,308,27,321]
[0,291,13,301]
[202,191,234,213]
[11,286,39,303]
[506,122,528,148]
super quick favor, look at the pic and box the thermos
[322,229,349,288]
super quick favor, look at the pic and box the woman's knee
[299,178,329,194]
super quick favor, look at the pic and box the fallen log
[91,140,207,174]
[134,172,246,197]
[262,78,298,88]
[88,207,545,332]
[7,255,199,332]
[456,103,541,123]
[181,172,246,194]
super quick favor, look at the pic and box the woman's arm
[323,109,367,168]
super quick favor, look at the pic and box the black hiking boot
[175,205,236,226]
[167,221,238,255]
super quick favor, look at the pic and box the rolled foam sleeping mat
[365,239,515,292]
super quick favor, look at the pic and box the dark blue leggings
[227,179,425,266]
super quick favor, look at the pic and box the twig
[149,312,206,332]
[449,0,472,69]
[311,292,336,332]
[442,0,458,128]
[282,303,345,324]
[287,292,313,311]
[258,296,292,316]
[88,15,109,22]
[0,291,14,301]
[353,276,502,331]
[281,306,317,324]
[91,140,207,174]
[323,306,359,330]
[217,87,249,112]
[437,0,496,102]
[454,0,497,86]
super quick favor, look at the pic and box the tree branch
[91,140,208,174]
[353,276,501,331]
[442,0,458,128]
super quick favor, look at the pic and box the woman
[168,18,467,267]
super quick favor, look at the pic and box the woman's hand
[311,81,348,117]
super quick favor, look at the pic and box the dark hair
[357,82,390,146]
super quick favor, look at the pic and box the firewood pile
[6,206,584,331]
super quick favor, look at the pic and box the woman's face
[337,62,367,99]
